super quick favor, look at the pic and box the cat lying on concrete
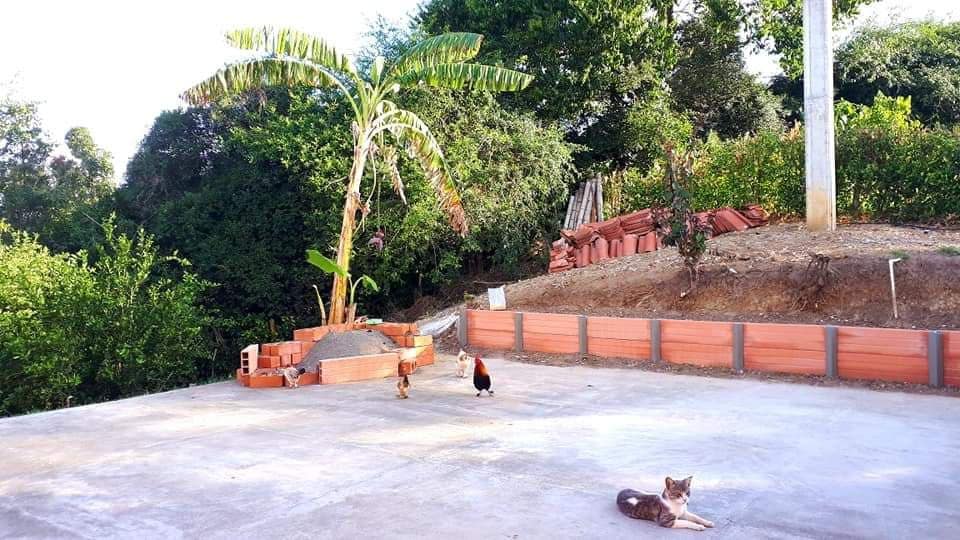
[617,476,714,531]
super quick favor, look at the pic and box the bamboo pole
[570,182,586,229]
[563,185,579,229]
[595,176,604,222]
[577,180,594,227]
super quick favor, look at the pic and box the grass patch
[890,249,911,260]
[937,246,960,257]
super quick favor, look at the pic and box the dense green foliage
[416,0,872,170]
[772,20,960,127]
[0,219,210,416]
[119,87,573,367]
[669,15,781,139]
[0,98,115,252]
[836,21,960,126]
[623,95,960,221]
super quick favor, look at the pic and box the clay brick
[249,374,283,388]
[294,371,319,386]
[414,345,435,366]
[404,335,432,347]
[319,353,400,384]
[293,327,320,341]
[257,355,281,369]
[235,368,250,387]
[240,344,258,374]
[301,340,316,355]
[291,352,302,364]
[280,354,293,367]
[945,331,960,388]
[375,323,412,337]
[261,343,280,357]
[277,341,301,356]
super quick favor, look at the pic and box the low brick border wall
[236,322,434,388]
[460,309,959,388]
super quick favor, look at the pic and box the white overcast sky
[1,0,957,181]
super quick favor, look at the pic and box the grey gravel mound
[298,330,397,372]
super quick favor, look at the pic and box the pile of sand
[298,330,397,372]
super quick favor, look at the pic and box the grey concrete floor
[1,355,959,540]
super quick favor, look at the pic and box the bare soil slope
[467,224,960,330]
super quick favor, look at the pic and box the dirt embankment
[466,223,960,330]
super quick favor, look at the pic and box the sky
[1,0,957,182]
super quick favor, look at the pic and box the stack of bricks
[550,204,768,274]
[235,321,435,389]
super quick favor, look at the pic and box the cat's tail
[616,489,643,516]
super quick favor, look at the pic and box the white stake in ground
[888,258,902,319]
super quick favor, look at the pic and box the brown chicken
[397,374,410,399]
[473,356,493,397]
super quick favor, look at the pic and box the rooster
[456,350,470,378]
[473,356,493,397]
[397,374,410,399]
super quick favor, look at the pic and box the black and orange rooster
[473,356,494,397]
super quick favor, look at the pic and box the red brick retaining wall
[463,309,955,388]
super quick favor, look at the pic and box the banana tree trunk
[329,135,370,324]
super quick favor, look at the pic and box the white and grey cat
[617,476,714,531]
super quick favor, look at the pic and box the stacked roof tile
[548,205,768,274]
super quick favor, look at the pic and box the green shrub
[0,219,211,416]
[622,94,960,222]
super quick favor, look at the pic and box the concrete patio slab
[1,355,959,539]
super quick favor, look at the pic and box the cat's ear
[665,477,675,488]
[685,476,693,486]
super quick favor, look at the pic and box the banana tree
[183,28,533,323]
[307,249,377,324]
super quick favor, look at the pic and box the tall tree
[183,27,533,323]
[417,0,873,169]
[772,20,960,127]
[836,20,960,126]
[669,14,781,139]
[0,98,53,232]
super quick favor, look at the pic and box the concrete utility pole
[803,0,837,231]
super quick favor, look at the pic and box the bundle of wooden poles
[562,176,603,231]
